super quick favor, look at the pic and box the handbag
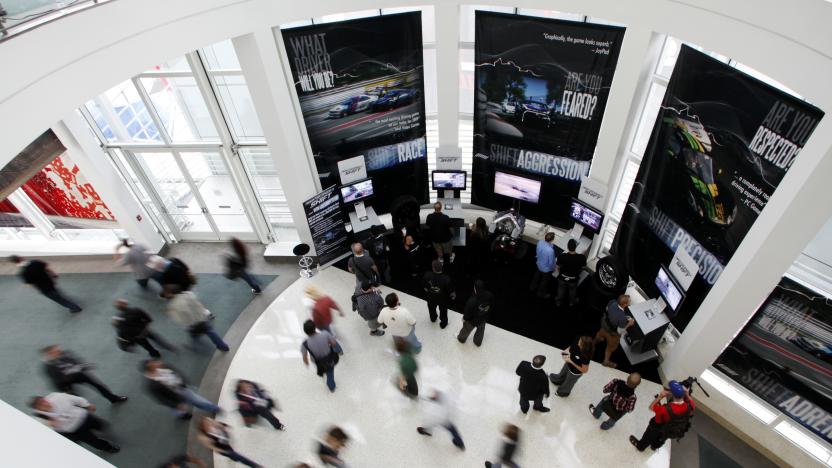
[304,342,340,376]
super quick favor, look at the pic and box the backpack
[661,402,693,440]
[369,236,387,258]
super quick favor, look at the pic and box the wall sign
[337,155,367,184]
[577,176,607,211]
[669,246,697,291]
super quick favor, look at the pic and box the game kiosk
[340,178,380,234]
[621,265,683,364]
[554,197,604,255]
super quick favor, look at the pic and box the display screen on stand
[569,198,603,233]
[432,170,466,190]
[340,179,374,204]
[655,265,684,312]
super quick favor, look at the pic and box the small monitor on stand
[340,178,374,222]
[568,198,604,235]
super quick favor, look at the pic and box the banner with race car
[714,277,832,444]
[472,11,624,227]
[613,45,824,331]
[280,12,428,214]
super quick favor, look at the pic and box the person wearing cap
[630,380,695,451]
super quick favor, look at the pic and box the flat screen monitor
[432,170,467,190]
[655,265,685,312]
[494,171,541,204]
[340,178,373,204]
[569,198,604,234]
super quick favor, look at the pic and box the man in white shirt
[377,293,421,353]
[29,392,120,452]
[167,287,229,352]
[416,389,465,449]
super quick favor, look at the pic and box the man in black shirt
[113,298,175,357]
[422,259,455,328]
[363,225,391,284]
[42,345,127,403]
[10,255,82,313]
[457,280,494,346]
[515,355,550,413]
[426,202,454,264]
[555,239,587,308]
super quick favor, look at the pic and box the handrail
[0,0,114,44]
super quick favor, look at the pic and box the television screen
[569,198,604,233]
[494,171,541,204]
[432,170,466,190]
[655,266,684,311]
[340,179,374,204]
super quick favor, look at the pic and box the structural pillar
[434,2,460,148]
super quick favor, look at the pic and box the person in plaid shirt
[589,372,641,429]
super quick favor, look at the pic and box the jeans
[592,396,618,429]
[62,413,117,452]
[519,395,545,413]
[426,299,448,326]
[62,373,120,402]
[192,323,229,351]
[405,327,422,354]
[174,387,220,415]
[42,288,82,312]
[556,279,578,306]
[529,270,551,297]
[238,270,262,293]
[221,449,261,467]
[324,367,336,391]
[457,320,486,346]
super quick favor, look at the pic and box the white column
[52,115,165,252]
[7,188,66,240]
[661,141,832,380]
[232,31,318,250]
[434,1,460,147]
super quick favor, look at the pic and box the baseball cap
[668,380,685,398]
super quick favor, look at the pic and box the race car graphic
[515,99,551,127]
[328,95,377,119]
[370,88,420,111]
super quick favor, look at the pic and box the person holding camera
[630,380,695,451]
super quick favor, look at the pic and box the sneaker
[104,443,120,453]
[252,289,262,295]
[417,427,432,437]
[70,308,82,314]
[453,440,465,450]
[629,435,642,451]
[440,323,448,329]
[110,396,128,404]
[370,330,385,336]
[533,406,550,413]
[589,404,598,418]
[277,423,287,431]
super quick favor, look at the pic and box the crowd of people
[8,207,698,466]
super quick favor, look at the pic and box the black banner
[282,12,428,214]
[472,12,624,227]
[714,277,832,443]
[303,186,350,266]
[613,45,824,330]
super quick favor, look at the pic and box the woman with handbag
[377,293,422,354]
[225,238,262,294]
[301,320,340,392]
[234,379,286,430]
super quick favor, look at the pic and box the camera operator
[629,380,695,451]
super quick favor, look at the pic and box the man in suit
[42,345,127,404]
[515,355,550,413]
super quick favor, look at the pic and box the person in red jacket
[630,380,695,451]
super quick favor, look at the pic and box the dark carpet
[336,238,660,383]
[697,435,744,468]
[0,272,275,467]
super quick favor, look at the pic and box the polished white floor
[216,267,671,468]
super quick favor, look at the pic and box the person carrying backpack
[364,225,392,284]
[630,380,694,451]
[422,259,455,329]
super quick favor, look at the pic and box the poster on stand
[472,11,624,227]
[281,12,428,214]
[303,186,350,267]
[613,45,824,330]
[714,277,832,444]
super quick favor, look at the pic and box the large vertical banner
[303,186,350,266]
[614,45,824,330]
[714,277,832,443]
[472,12,624,227]
[281,13,428,214]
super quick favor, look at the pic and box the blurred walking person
[395,337,419,399]
[115,239,155,289]
[29,393,120,453]
[317,426,350,467]
[485,423,521,468]
[10,255,81,313]
[416,389,465,450]
[301,320,340,392]
[457,280,494,346]
[235,379,286,430]
[167,281,229,352]
[225,238,262,294]
[549,335,594,397]
[198,417,262,468]
[42,345,127,404]
[353,281,385,336]
[112,298,175,357]
[143,359,220,419]
[378,293,421,353]
[304,284,344,354]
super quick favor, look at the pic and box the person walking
[515,355,550,413]
[485,423,521,468]
[317,426,350,467]
[115,239,154,289]
[41,345,127,404]
[10,255,82,313]
[426,202,454,263]
[167,282,229,352]
[112,298,175,357]
[422,259,455,328]
[234,379,286,430]
[143,359,220,419]
[377,293,421,353]
[365,225,392,283]
[301,320,340,392]
[457,280,494,346]
[347,242,378,285]
[529,232,556,299]
[198,417,262,467]
[29,393,120,453]
[395,337,419,399]
[225,238,263,294]
[590,372,641,430]
[630,380,695,451]
[549,336,594,397]
[304,285,344,354]
[353,281,385,336]
[416,389,465,450]
[594,295,635,368]
[555,239,587,307]
[159,257,192,299]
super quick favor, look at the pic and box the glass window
[239,148,293,227]
[212,74,265,142]
[316,9,380,24]
[656,36,729,79]
[280,18,314,30]
[631,82,667,156]
[460,5,515,43]
[423,48,438,115]
[86,80,162,143]
[459,48,475,115]
[201,40,241,70]
[586,16,626,27]
[458,119,474,204]
[610,159,641,220]
[152,56,191,72]
[516,9,584,22]
[140,76,219,142]
[731,61,803,100]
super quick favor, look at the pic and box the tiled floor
[215,267,671,468]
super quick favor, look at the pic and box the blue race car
[370,88,420,111]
